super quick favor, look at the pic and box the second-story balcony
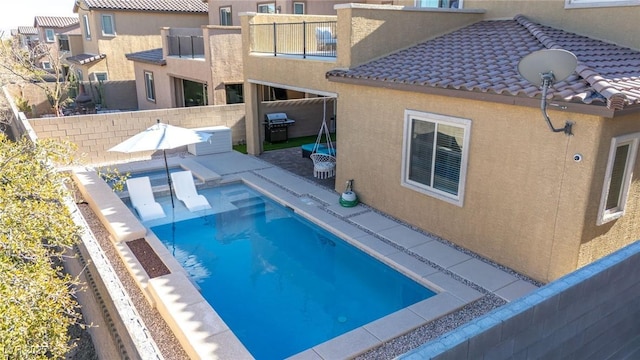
[167,29,205,59]
[250,20,337,59]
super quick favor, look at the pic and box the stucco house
[32,16,81,74]
[12,26,39,51]
[69,0,209,83]
[241,1,640,283]
[124,0,369,110]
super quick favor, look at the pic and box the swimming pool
[149,183,435,359]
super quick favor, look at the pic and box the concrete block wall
[27,104,245,165]
[400,240,640,359]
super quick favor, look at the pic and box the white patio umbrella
[108,119,212,207]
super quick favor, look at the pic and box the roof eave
[327,75,619,118]
[125,56,166,66]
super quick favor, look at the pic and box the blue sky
[1,0,76,37]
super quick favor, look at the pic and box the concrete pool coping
[75,151,539,359]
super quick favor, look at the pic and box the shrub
[0,134,83,358]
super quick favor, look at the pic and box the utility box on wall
[188,126,232,155]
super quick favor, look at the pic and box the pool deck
[82,150,540,359]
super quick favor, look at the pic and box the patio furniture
[301,143,336,158]
[316,27,337,51]
[171,170,211,212]
[310,153,336,179]
[126,176,166,221]
[309,97,336,179]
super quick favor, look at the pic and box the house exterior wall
[132,62,171,110]
[464,0,640,50]
[35,24,80,69]
[133,26,242,110]
[335,5,484,68]
[577,112,640,268]
[68,34,84,59]
[332,84,640,282]
[207,26,243,105]
[207,0,360,26]
[241,4,640,282]
[75,6,208,80]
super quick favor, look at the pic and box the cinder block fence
[400,240,640,359]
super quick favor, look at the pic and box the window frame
[257,2,276,13]
[224,83,244,104]
[144,71,156,103]
[596,132,640,225]
[42,61,52,70]
[565,0,640,8]
[83,14,91,40]
[58,35,70,51]
[293,2,306,14]
[92,72,108,82]
[45,29,55,42]
[401,110,471,207]
[101,14,116,36]
[219,6,232,25]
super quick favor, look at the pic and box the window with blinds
[597,132,640,225]
[402,110,471,206]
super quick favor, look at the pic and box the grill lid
[265,112,295,126]
[266,112,289,122]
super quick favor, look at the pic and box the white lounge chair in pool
[126,176,166,221]
[171,170,211,212]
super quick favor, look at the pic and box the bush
[0,134,83,358]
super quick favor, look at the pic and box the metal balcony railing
[167,35,205,58]
[250,21,337,58]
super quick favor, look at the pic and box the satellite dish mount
[518,49,578,136]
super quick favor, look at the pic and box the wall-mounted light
[276,5,282,13]
[518,49,578,136]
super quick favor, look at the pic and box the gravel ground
[76,200,190,360]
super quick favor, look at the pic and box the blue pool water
[150,184,435,359]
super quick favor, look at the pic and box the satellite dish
[518,49,577,86]
[517,49,578,135]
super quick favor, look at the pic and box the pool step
[221,188,271,218]
[232,196,266,217]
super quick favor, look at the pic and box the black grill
[264,113,295,142]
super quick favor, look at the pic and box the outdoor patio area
[257,146,336,190]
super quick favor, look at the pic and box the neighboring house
[13,26,39,50]
[70,0,209,83]
[33,16,80,73]
[206,0,370,26]
[241,2,640,283]
[125,25,243,110]
[126,0,362,110]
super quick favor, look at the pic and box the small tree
[0,34,73,117]
[0,134,84,358]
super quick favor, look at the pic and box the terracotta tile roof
[125,48,166,65]
[81,0,208,13]
[34,16,79,29]
[326,15,640,112]
[17,26,38,35]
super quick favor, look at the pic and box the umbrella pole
[163,150,175,208]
